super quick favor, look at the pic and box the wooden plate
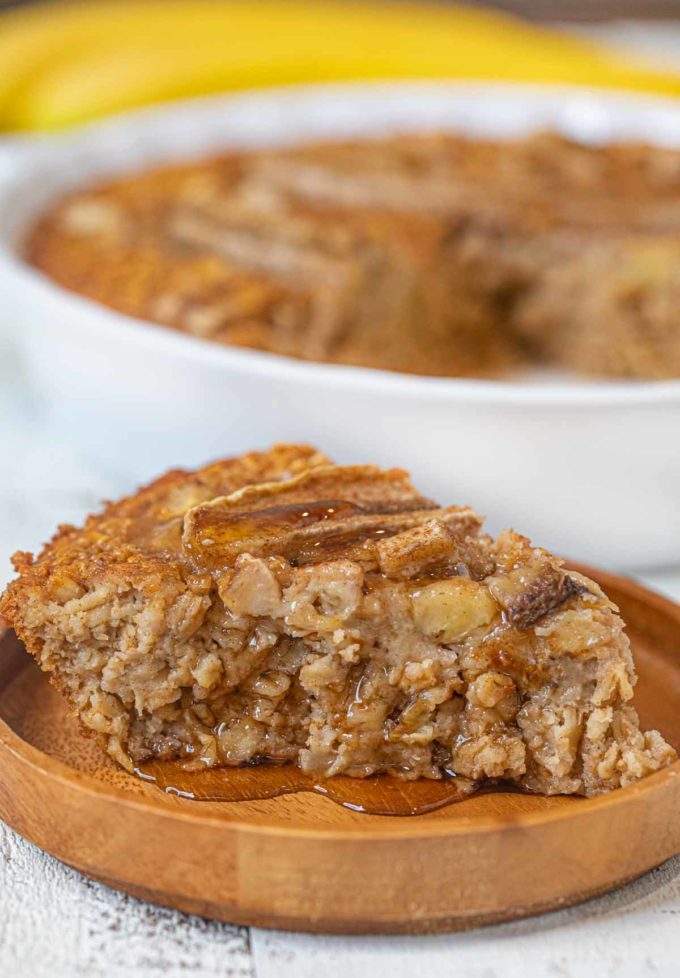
[1,566,679,934]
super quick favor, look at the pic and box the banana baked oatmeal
[26,132,680,379]
[1,445,674,795]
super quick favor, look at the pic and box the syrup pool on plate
[135,760,482,816]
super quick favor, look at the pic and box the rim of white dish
[2,79,680,408]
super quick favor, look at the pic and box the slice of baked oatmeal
[1,445,674,795]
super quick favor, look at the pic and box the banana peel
[1,0,679,131]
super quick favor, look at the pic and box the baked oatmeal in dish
[26,132,680,379]
[1,444,674,795]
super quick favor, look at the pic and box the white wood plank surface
[0,825,253,978]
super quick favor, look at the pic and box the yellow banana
[1,0,678,131]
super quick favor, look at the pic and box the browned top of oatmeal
[24,132,680,380]
[3,444,481,600]
[0,441,587,667]
[2,445,328,596]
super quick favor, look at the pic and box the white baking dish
[0,82,679,569]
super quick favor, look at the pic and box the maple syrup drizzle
[190,498,365,544]
[135,761,483,816]
[184,498,369,566]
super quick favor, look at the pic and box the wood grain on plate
[0,566,679,934]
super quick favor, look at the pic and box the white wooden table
[2,21,680,976]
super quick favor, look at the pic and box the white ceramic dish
[0,82,679,569]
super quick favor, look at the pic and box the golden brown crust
[1,444,329,624]
[25,131,680,379]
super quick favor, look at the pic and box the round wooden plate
[1,566,679,934]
